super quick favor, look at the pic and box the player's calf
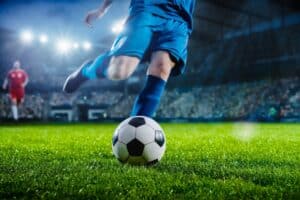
[131,51,175,117]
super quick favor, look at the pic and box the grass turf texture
[0,123,299,199]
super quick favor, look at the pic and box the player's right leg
[63,14,152,93]
[63,40,148,94]
[62,55,139,93]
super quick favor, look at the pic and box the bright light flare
[231,122,257,142]
[39,34,48,44]
[20,30,34,44]
[73,42,79,49]
[82,41,92,51]
[56,39,72,54]
[112,20,125,34]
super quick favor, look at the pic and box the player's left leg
[131,16,190,117]
[131,51,175,117]
[10,98,18,121]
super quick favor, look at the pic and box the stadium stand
[0,77,298,122]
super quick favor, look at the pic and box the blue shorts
[109,13,190,76]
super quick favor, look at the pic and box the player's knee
[107,56,138,80]
[11,99,17,105]
[148,58,174,80]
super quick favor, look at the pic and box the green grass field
[0,123,299,199]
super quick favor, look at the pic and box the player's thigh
[14,90,24,105]
[107,56,140,80]
[147,51,176,81]
[107,19,153,80]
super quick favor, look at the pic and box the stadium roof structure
[180,0,300,86]
[192,0,300,43]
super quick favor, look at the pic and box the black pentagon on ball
[112,132,118,146]
[128,117,146,127]
[127,139,144,156]
[155,130,165,147]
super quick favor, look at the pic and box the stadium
[0,0,299,199]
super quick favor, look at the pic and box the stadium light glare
[56,39,72,54]
[20,30,34,44]
[39,34,48,44]
[73,42,79,49]
[112,20,125,34]
[82,41,92,51]
[231,123,257,142]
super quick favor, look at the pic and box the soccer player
[2,60,29,121]
[63,0,195,117]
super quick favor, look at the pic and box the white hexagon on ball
[118,125,136,144]
[136,125,155,144]
[143,142,165,162]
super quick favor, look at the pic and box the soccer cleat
[62,60,92,93]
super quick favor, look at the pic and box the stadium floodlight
[112,20,125,34]
[56,38,72,54]
[20,30,34,44]
[82,41,92,51]
[39,34,48,44]
[73,42,79,49]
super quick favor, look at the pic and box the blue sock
[131,75,166,117]
[82,52,110,79]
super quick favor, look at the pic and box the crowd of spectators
[156,77,299,120]
[110,77,299,121]
[50,92,75,107]
[0,77,299,121]
[75,91,123,106]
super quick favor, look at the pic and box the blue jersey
[129,0,195,32]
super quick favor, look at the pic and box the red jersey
[6,69,28,104]
[7,69,28,91]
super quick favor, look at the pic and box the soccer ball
[112,116,166,165]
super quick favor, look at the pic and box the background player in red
[2,60,29,121]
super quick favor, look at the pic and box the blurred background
[0,0,299,122]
